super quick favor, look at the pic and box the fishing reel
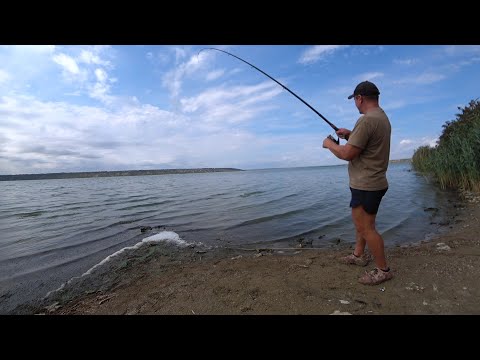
[327,134,340,145]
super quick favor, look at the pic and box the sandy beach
[36,192,480,315]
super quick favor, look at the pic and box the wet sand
[37,193,480,315]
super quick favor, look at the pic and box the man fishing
[201,49,392,285]
[323,81,393,285]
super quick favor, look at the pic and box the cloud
[390,136,439,160]
[0,69,10,83]
[146,50,170,67]
[18,144,101,158]
[50,47,116,104]
[393,72,446,85]
[179,80,281,124]
[162,50,211,98]
[383,100,407,111]
[87,67,115,104]
[0,80,321,173]
[94,68,107,82]
[174,47,188,63]
[394,58,418,66]
[88,82,112,104]
[52,53,80,74]
[443,45,480,56]
[298,45,348,64]
[78,49,111,67]
[355,72,384,81]
[0,94,197,173]
[206,69,225,81]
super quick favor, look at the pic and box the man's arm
[322,138,362,161]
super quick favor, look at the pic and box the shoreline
[31,195,480,315]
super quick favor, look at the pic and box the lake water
[0,163,456,313]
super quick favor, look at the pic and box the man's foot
[338,253,370,267]
[358,267,393,285]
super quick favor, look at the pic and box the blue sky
[1,45,479,174]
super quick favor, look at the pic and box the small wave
[117,200,174,211]
[226,206,313,230]
[45,231,190,298]
[16,211,44,218]
[44,212,81,220]
[240,191,264,197]
[117,219,140,225]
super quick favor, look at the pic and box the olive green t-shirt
[347,107,391,191]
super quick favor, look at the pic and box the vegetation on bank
[412,99,480,192]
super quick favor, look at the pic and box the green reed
[412,99,480,192]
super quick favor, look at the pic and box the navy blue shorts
[350,187,388,215]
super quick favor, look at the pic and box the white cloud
[423,137,439,147]
[394,72,446,85]
[50,47,116,103]
[79,50,111,67]
[162,50,212,98]
[88,82,112,103]
[298,45,348,64]
[444,45,480,56]
[1,91,320,172]
[394,58,418,66]
[146,51,170,66]
[52,53,80,74]
[94,68,107,82]
[383,100,407,111]
[174,47,188,63]
[391,136,439,160]
[327,85,354,96]
[355,72,384,81]
[180,81,280,116]
[206,69,224,81]
[0,69,10,83]
[0,94,194,173]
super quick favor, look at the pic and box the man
[322,81,392,285]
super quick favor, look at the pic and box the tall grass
[412,99,480,192]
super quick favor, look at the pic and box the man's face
[354,95,364,114]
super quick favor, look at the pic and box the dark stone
[141,226,152,233]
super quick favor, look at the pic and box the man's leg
[352,205,387,270]
[353,229,366,257]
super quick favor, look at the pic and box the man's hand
[336,128,351,140]
[323,136,335,148]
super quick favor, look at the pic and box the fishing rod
[198,47,340,144]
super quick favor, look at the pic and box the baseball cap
[348,81,380,99]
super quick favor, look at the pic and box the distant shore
[0,168,243,181]
[390,158,411,163]
[0,160,411,181]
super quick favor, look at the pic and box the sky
[0,45,479,174]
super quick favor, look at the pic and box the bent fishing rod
[198,47,340,143]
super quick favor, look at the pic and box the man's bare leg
[352,206,387,270]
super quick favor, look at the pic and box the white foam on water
[45,231,189,298]
[142,231,189,246]
[82,231,188,276]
